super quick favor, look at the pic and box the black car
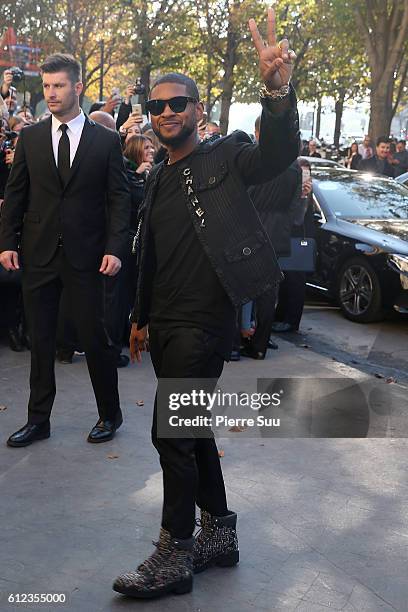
[308,168,408,322]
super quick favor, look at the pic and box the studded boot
[113,527,193,599]
[193,510,239,574]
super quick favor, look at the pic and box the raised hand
[249,7,296,91]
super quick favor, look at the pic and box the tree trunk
[140,65,151,94]
[333,90,345,148]
[356,2,408,144]
[218,4,239,135]
[206,60,213,119]
[368,76,394,141]
[80,52,87,104]
[315,99,322,139]
[219,83,233,136]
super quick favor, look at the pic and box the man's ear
[196,101,204,123]
[75,81,84,97]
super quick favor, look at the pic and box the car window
[314,174,408,219]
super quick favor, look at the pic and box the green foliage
[2,0,405,132]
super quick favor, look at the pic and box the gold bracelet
[259,84,290,100]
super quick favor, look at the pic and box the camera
[1,130,17,167]
[134,77,146,96]
[9,66,24,83]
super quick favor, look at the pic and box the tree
[0,0,131,99]
[353,0,408,141]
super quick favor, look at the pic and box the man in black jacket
[359,136,395,177]
[241,115,302,359]
[113,8,299,600]
[0,54,130,447]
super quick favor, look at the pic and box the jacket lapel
[63,116,96,190]
[43,115,62,186]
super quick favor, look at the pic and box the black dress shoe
[56,349,74,364]
[267,339,279,350]
[8,327,25,352]
[7,422,50,447]
[230,350,241,362]
[116,354,130,368]
[87,413,123,443]
[240,345,265,360]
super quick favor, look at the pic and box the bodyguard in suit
[0,54,131,447]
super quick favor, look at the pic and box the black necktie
[57,124,70,186]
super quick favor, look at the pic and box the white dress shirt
[51,110,86,167]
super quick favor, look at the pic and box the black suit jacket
[0,115,130,270]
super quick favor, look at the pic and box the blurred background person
[307,139,321,158]
[345,142,362,169]
[1,69,17,116]
[206,121,221,137]
[393,140,408,176]
[89,110,116,130]
[238,116,303,360]
[359,136,395,177]
[272,158,314,334]
[358,134,374,160]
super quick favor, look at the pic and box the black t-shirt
[149,156,235,346]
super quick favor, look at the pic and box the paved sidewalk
[1,339,408,611]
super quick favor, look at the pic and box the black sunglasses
[146,96,198,116]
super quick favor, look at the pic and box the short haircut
[254,115,261,132]
[398,139,406,145]
[150,72,199,100]
[88,102,104,114]
[376,136,389,147]
[40,53,82,84]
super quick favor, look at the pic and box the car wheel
[337,256,384,323]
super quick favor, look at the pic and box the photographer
[1,69,13,99]
[1,68,22,116]
[116,79,146,131]
[0,114,26,351]
[0,117,26,199]
[118,113,142,148]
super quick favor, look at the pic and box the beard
[153,121,196,147]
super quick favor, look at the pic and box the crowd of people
[2,62,408,366]
[301,134,408,177]
[3,71,406,366]
[0,65,312,364]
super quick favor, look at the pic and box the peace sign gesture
[249,7,296,91]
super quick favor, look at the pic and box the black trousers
[251,285,279,354]
[0,267,23,331]
[276,271,306,330]
[149,326,229,539]
[22,248,120,424]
